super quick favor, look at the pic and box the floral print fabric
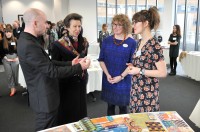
[130,38,164,113]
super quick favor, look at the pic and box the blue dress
[98,35,136,106]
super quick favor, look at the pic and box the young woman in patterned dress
[127,6,167,113]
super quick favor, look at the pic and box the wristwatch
[120,74,124,80]
[140,68,145,75]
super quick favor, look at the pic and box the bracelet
[139,68,145,75]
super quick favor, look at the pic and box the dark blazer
[17,32,82,113]
[13,27,23,39]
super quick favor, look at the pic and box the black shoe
[169,69,174,76]
[169,69,176,76]
[173,69,176,75]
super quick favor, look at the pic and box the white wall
[53,0,69,22]
[68,0,97,43]
[2,0,97,43]
[2,0,55,24]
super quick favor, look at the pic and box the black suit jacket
[13,27,23,39]
[17,32,82,113]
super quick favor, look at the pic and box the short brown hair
[64,13,82,28]
[5,25,13,32]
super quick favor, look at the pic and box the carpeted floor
[0,64,200,132]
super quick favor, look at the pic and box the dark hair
[102,23,107,29]
[46,21,51,25]
[64,13,82,28]
[173,25,181,37]
[51,23,56,27]
[5,27,13,32]
[132,6,160,30]
[6,24,12,29]
[3,26,17,50]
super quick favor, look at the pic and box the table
[162,46,170,64]
[160,42,170,65]
[180,51,200,81]
[18,54,103,94]
[88,42,100,55]
[190,98,200,128]
[87,54,102,94]
[39,111,194,132]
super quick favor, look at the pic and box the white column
[161,0,175,43]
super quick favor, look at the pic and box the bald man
[17,8,90,131]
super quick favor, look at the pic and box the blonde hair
[112,14,132,34]
[102,24,107,32]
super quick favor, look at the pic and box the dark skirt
[57,74,88,125]
[169,45,179,57]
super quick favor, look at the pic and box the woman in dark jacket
[51,13,89,125]
[168,25,181,75]
[98,23,109,48]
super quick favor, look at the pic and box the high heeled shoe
[10,88,17,97]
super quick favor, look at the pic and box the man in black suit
[12,20,23,39]
[17,8,91,131]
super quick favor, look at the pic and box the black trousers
[170,57,177,70]
[107,103,127,116]
[35,109,58,131]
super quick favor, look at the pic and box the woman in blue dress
[98,14,137,115]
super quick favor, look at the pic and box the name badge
[172,37,176,41]
[11,42,16,45]
[123,44,128,47]
[136,50,141,57]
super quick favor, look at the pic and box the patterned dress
[130,37,164,113]
[98,35,136,106]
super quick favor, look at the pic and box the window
[148,0,157,9]
[199,25,200,51]
[107,0,116,32]
[127,0,136,20]
[185,0,198,51]
[177,0,185,50]
[156,0,164,38]
[117,0,126,14]
[96,0,200,51]
[97,0,106,32]
[137,0,146,11]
